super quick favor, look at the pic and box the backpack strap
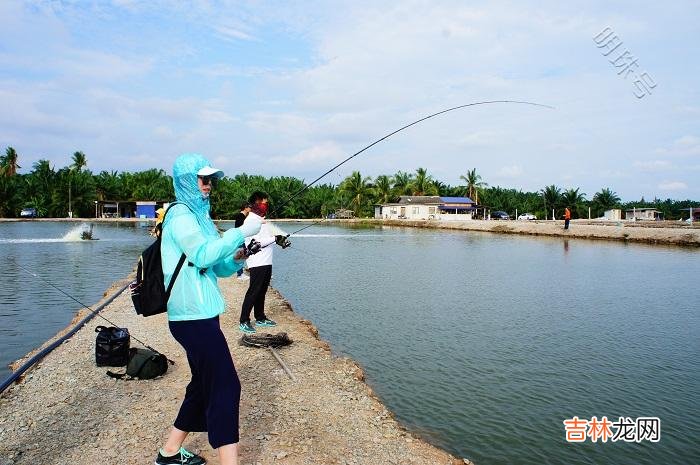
[161,201,192,301]
[165,253,187,298]
[105,370,128,380]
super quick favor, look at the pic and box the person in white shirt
[238,191,290,333]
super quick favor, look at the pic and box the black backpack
[130,203,187,317]
[95,326,131,367]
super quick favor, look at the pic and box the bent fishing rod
[14,262,172,361]
[269,100,554,236]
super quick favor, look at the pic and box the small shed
[136,201,157,219]
[604,209,622,220]
[625,208,663,221]
[333,208,355,219]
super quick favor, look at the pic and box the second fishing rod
[264,99,554,237]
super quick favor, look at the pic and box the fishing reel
[245,238,262,256]
[275,234,291,249]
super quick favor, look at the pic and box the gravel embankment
[368,218,700,247]
[0,278,469,465]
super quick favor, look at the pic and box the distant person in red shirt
[564,207,571,230]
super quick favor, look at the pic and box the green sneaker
[255,318,277,328]
[239,321,256,333]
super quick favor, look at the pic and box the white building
[375,196,476,221]
[603,209,622,220]
[625,208,663,221]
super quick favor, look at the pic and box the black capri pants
[169,316,241,448]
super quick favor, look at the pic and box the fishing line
[13,262,171,359]
[269,99,554,220]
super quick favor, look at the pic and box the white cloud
[153,125,174,139]
[633,160,672,171]
[214,24,255,42]
[2,1,700,201]
[497,165,523,178]
[655,135,700,157]
[658,181,688,191]
[269,141,345,167]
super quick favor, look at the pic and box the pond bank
[4,217,697,247]
[332,218,700,247]
[0,276,467,465]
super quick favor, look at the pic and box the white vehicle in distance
[517,213,536,220]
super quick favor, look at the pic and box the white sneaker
[237,274,249,281]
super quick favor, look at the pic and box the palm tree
[1,147,21,177]
[95,170,121,201]
[374,175,394,204]
[459,168,487,204]
[541,185,561,220]
[561,188,587,218]
[592,188,621,217]
[340,171,372,216]
[0,175,20,216]
[71,151,87,172]
[410,167,438,195]
[392,171,413,196]
[67,152,86,217]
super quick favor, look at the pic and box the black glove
[275,234,291,249]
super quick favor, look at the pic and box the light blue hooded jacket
[161,153,245,321]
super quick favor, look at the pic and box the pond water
[1,221,698,465]
[0,221,152,382]
[270,222,699,465]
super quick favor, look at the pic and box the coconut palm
[374,175,394,204]
[392,171,413,196]
[71,151,87,172]
[592,188,621,217]
[410,167,438,195]
[0,175,20,215]
[94,170,121,201]
[561,188,587,218]
[541,185,561,219]
[592,188,620,209]
[1,147,21,177]
[459,168,487,203]
[340,171,373,216]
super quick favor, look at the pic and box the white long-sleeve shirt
[243,212,287,268]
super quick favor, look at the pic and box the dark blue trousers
[169,316,241,448]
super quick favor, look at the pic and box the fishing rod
[268,99,554,235]
[13,262,172,360]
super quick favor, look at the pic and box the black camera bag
[95,326,130,367]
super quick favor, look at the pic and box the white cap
[197,166,224,178]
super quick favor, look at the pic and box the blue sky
[2,0,699,201]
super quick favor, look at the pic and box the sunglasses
[198,175,218,186]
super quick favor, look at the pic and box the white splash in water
[62,224,93,241]
[0,224,97,243]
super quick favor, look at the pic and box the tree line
[1,146,698,220]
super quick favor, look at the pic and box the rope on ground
[239,332,296,380]
[239,332,293,349]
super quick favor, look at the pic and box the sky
[2,0,699,201]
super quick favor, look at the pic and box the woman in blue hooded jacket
[155,153,261,465]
